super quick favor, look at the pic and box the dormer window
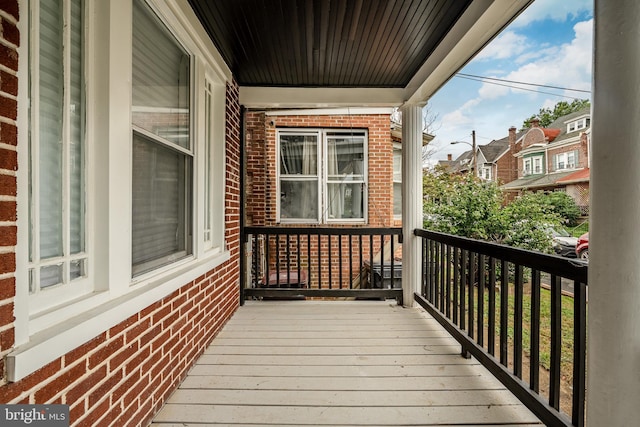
[566,116,590,133]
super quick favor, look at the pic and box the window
[566,116,590,133]
[28,0,89,311]
[15,0,231,382]
[393,144,402,218]
[480,166,492,180]
[278,129,367,223]
[131,0,193,276]
[533,157,543,174]
[523,154,544,176]
[554,150,579,171]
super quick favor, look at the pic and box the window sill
[7,250,231,382]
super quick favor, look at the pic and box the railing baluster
[439,242,446,311]
[500,260,508,367]
[349,235,353,289]
[422,237,428,297]
[358,235,363,289]
[328,235,333,289]
[296,234,301,287]
[514,263,524,379]
[286,234,291,285]
[488,257,496,356]
[549,274,561,410]
[477,254,485,348]
[453,247,459,325]
[307,233,311,288]
[468,251,475,339]
[390,233,395,291]
[317,234,322,289]
[460,249,467,332]
[573,280,587,427]
[445,245,451,318]
[530,268,541,393]
[339,234,343,289]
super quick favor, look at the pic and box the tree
[522,99,590,129]
[423,170,565,253]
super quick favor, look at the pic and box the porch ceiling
[188,0,533,108]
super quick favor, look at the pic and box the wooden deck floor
[151,301,542,426]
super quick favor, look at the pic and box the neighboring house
[501,109,591,213]
[443,109,590,213]
[444,130,524,184]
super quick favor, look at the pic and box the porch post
[588,1,640,425]
[401,103,424,307]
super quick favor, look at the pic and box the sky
[425,0,594,163]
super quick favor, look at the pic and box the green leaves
[522,99,590,129]
[423,170,580,253]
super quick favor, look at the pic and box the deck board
[152,301,542,426]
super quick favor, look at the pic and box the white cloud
[512,0,592,27]
[475,31,530,61]
[474,19,593,103]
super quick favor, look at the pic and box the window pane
[280,180,318,220]
[280,135,317,175]
[70,0,85,254]
[327,137,365,181]
[328,183,364,219]
[132,0,190,149]
[132,133,192,275]
[393,182,402,216]
[41,264,63,289]
[38,0,64,259]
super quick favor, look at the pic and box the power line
[457,73,591,94]
[455,75,586,100]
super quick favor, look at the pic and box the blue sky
[426,0,593,162]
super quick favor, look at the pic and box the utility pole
[471,130,477,176]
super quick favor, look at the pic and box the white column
[401,103,424,307]
[587,1,640,425]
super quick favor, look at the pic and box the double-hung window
[554,150,579,171]
[278,129,367,223]
[131,0,193,276]
[28,0,88,312]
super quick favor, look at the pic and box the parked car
[549,227,579,258]
[576,232,589,260]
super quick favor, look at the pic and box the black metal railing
[414,229,587,427]
[242,226,403,303]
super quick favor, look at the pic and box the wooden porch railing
[241,226,403,303]
[414,229,588,427]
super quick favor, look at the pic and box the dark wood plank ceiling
[188,0,473,88]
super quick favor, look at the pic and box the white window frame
[523,154,544,176]
[554,150,579,171]
[12,0,232,382]
[25,0,92,316]
[480,165,492,181]
[392,143,402,219]
[276,128,368,224]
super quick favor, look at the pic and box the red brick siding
[245,112,395,228]
[0,0,19,386]
[0,13,241,423]
[245,112,398,287]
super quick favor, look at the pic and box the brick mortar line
[0,36,18,51]
[0,115,18,127]
[0,63,18,76]
[0,10,18,26]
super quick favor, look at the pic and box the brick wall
[244,112,398,288]
[245,112,395,228]
[0,0,20,389]
[0,4,241,419]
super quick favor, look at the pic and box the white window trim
[12,0,232,382]
[276,128,368,224]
